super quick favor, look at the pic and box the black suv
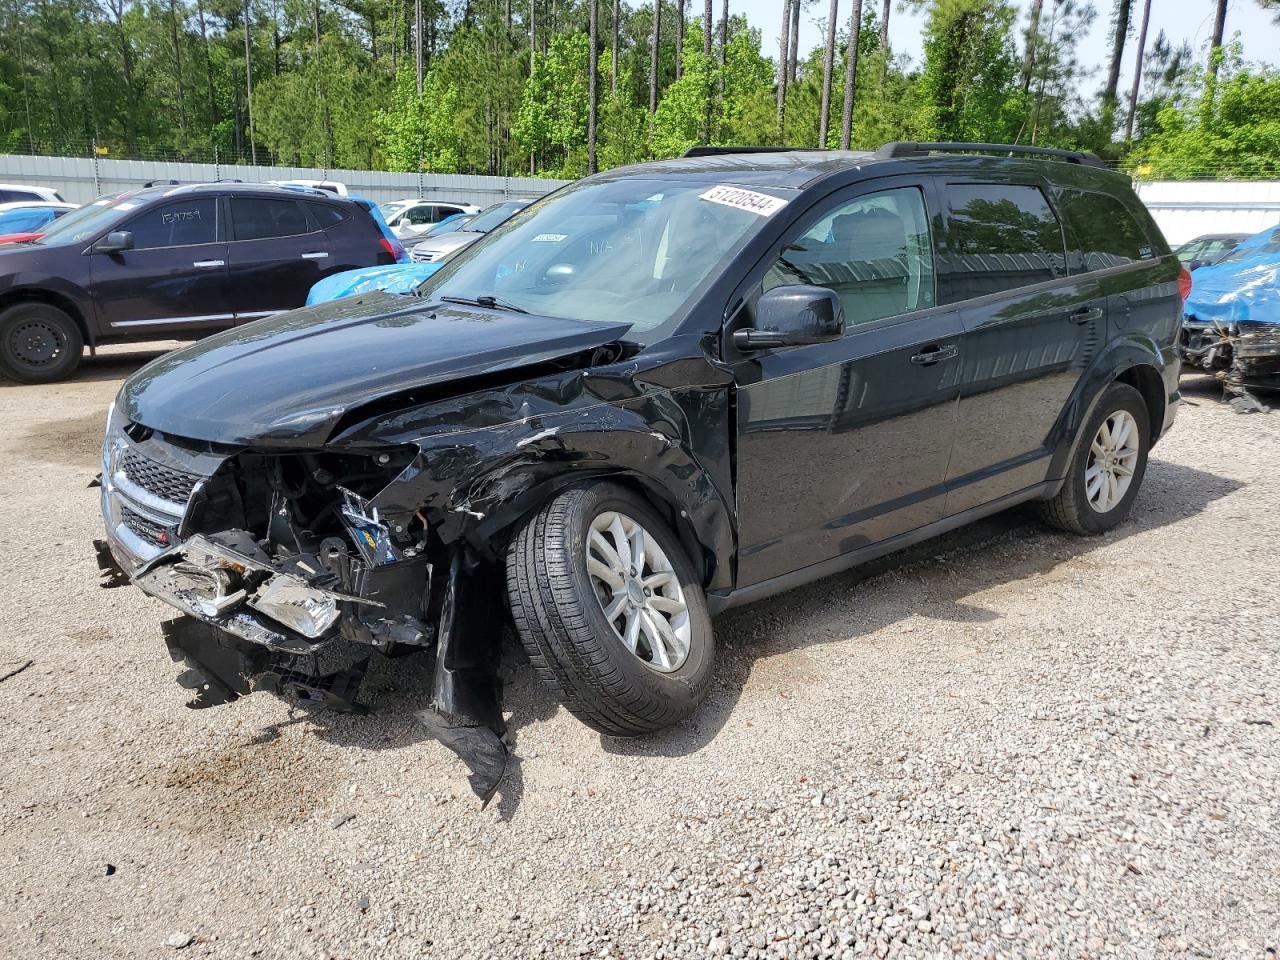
[96,143,1183,795]
[0,183,402,383]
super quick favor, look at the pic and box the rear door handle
[192,259,224,268]
[301,251,329,260]
[910,343,959,366]
[1070,306,1104,324]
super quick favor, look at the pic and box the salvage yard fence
[0,154,569,207]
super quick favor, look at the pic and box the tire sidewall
[1070,384,1151,534]
[0,302,83,384]
[561,484,714,715]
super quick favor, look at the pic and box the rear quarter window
[307,202,348,228]
[1055,189,1156,272]
[940,183,1068,301]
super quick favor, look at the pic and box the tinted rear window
[1055,189,1154,272]
[0,188,43,203]
[941,183,1067,300]
[231,197,310,241]
[307,202,347,227]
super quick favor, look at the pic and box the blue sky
[730,0,1280,93]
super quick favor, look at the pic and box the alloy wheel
[585,510,691,672]
[1085,409,1140,513]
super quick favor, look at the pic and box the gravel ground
[2,350,1278,960]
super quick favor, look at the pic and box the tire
[0,302,84,383]
[506,482,715,737]
[1040,382,1151,536]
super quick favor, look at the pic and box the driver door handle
[910,343,959,366]
[301,251,329,260]
[1070,306,1104,324]
[192,259,224,268]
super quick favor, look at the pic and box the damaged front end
[97,410,509,798]
[1179,319,1280,412]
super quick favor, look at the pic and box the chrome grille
[120,448,200,506]
[120,504,172,548]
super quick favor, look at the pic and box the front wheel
[1041,382,1151,536]
[506,483,715,737]
[0,302,84,383]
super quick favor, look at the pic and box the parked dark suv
[96,143,1183,797]
[0,183,403,383]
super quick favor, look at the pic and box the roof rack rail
[874,141,1105,167]
[682,145,810,158]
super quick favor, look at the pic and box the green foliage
[377,66,462,174]
[1127,50,1280,180]
[916,0,1020,142]
[0,0,1275,179]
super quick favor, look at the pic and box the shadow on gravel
[603,457,1244,761]
[291,637,558,820]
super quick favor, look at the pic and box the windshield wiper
[440,294,529,314]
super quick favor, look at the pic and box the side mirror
[94,231,133,254]
[733,284,845,351]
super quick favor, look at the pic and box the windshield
[417,178,789,339]
[28,194,137,245]
[462,202,527,234]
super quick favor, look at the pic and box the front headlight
[102,399,125,479]
[249,576,341,638]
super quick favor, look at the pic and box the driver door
[729,182,965,587]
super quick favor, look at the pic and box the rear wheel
[0,302,84,383]
[1041,382,1150,536]
[506,483,714,737]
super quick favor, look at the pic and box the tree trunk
[703,0,713,139]
[243,0,257,163]
[589,0,598,172]
[817,0,837,148]
[839,0,861,149]
[106,0,140,154]
[613,0,621,92]
[650,0,661,114]
[878,0,888,57]
[777,0,791,139]
[530,0,536,72]
[720,0,728,71]
[788,0,800,84]
[415,0,424,93]
[1103,0,1132,104]
[168,0,188,140]
[1208,0,1227,79]
[1019,0,1042,94]
[676,0,685,78]
[195,0,218,133]
[1123,0,1151,140]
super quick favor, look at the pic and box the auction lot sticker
[698,185,788,217]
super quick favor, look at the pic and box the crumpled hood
[120,292,633,446]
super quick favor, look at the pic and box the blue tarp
[1183,224,1280,328]
[306,262,444,305]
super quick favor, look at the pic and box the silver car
[409,199,532,263]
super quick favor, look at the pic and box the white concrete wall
[1133,181,1280,246]
[0,154,569,207]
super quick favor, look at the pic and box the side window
[0,189,40,203]
[307,202,346,228]
[941,183,1066,300]
[1056,189,1154,272]
[405,205,434,225]
[230,197,311,241]
[123,198,218,249]
[759,186,935,327]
